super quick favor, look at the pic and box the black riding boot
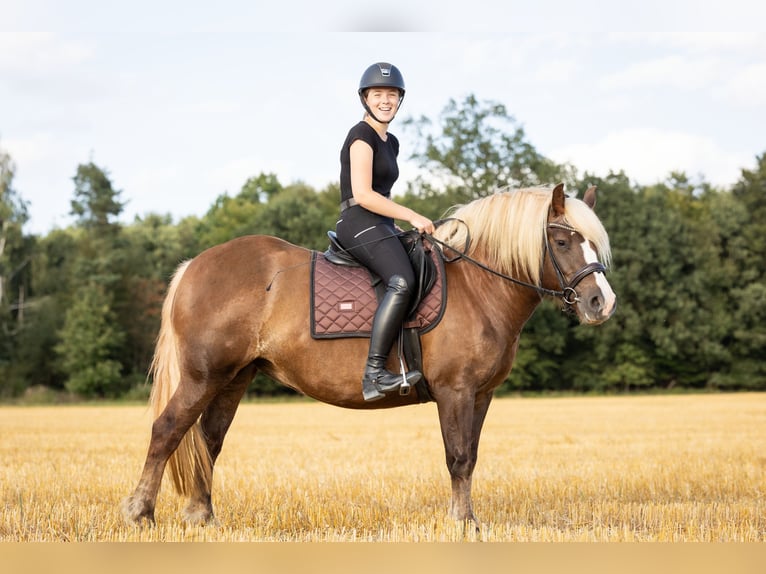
[362,275,422,402]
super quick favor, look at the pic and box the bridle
[425,218,607,311]
[545,222,607,308]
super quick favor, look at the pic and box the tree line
[1,94,764,400]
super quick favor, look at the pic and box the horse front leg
[436,390,493,526]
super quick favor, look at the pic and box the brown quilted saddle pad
[310,248,446,339]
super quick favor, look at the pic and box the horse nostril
[590,295,603,313]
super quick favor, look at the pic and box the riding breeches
[335,206,415,297]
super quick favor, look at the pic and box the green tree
[502,301,573,393]
[250,183,337,250]
[8,228,83,394]
[70,162,125,232]
[193,174,284,250]
[55,162,129,397]
[195,192,261,249]
[402,94,571,210]
[240,172,282,204]
[557,171,741,392]
[0,144,29,313]
[197,176,336,251]
[4,294,65,394]
[711,154,766,388]
[55,283,125,397]
[0,144,31,397]
[120,214,190,380]
[730,153,766,277]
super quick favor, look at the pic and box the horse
[122,183,616,527]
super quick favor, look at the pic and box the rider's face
[364,88,401,122]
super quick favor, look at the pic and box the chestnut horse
[122,183,616,526]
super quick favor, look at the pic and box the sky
[2,1,766,235]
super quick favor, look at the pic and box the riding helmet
[358,62,405,122]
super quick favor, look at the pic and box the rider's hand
[410,214,435,235]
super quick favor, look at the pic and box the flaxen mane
[433,186,612,284]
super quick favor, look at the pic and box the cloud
[533,58,580,85]
[550,127,747,187]
[714,62,766,107]
[3,132,57,165]
[645,32,766,53]
[2,132,80,232]
[600,55,723,91]
[597,33,766,109]
[0,32,93,73]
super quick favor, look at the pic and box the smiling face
[363,87,402,123]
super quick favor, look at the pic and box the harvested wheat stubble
[0,393,764,541]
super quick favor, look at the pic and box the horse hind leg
[122,376,218,525]
[181,366,255,525]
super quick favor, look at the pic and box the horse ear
[551,183,566,216]
[583,185,597,209]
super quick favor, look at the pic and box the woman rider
[335,62,435,402]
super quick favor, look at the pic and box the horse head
[544,183,617,325]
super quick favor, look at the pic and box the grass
[0,393,763,541]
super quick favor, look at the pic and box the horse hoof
[121,495,155,525]
[182,504,216,525]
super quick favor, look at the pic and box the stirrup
[397,331,414,396]
[362,370,421,402]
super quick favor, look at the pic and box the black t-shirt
[339,121,399,204]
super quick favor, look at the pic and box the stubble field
[0,393,764,542]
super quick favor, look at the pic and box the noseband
[426,218,606,311]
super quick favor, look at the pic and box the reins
[425,227,563,299]
[265,216,606,310]
[425,218,606,308]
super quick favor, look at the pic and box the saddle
[310,230,447,403]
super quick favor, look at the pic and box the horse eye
[556,239,567,248]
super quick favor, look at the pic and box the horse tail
[148,260,212,497]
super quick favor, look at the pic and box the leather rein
[425,218,606,310]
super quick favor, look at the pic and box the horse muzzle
[572,276,617,325]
